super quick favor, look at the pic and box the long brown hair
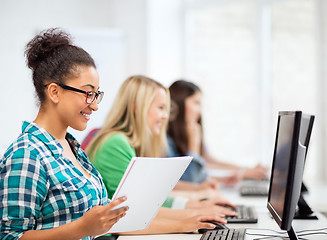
[168,80,203,155]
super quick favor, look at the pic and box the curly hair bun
[25,27,96,105]
[25,28,72,71]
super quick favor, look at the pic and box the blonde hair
[86,75,170,159]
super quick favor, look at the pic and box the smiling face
[185,91,202,123]
[147,88,169,136]
[57,65,100,131]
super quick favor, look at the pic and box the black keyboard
[240,186,268,196]
[226,205,257,223]
[239,179,269,197]
[200,228,246,240]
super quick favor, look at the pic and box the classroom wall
[0,0,148,151]
[0,0,185,152]
[1,0,326,184]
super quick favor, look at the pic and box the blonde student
[86,75,236,235]
[0,28,128,240]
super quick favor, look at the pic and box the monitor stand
[287,226,299,240]
[265,226,299,240]
[301,182,308,193]
[293,195,318,219]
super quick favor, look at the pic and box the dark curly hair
[25,28,96,105]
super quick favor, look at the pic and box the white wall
[1,0,327,184]
[316,0,327,182]
[0,0,148,153]
[146,0,185,84]
[145,0,327,184]
[67,29,127,142]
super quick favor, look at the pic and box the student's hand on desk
[178,215,227,233]
[188,205,237,218]
[77,196,129,236]
[194,187,228,201]
[204,199,237,210]
[243,164,268,180]
[219,172,241,186]
[186,198,236,210]
[199,178,219,190]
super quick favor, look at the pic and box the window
[185,0,323,183]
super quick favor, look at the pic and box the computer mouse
[198,221,229,234]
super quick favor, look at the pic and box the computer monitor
[267,111,307,240]
[299,114,314,161]
[294,114,317,219]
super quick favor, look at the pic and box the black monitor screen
[269,113,294,219]
[299,114,314,158]
[267,111,306,237]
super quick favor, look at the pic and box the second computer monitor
[299,113,314,159]
[294,113,317,219]
[267,111,307,240]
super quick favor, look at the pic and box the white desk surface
[118,183,327,240]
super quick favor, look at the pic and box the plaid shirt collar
[22,121,63,159]
[22,121,93,172]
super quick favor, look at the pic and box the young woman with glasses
[0,28,128,240]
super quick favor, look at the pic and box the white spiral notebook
[101,156,192,235]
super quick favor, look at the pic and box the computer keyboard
[226,205,258,223]
[200,228,246,240]
[239,179,269,197]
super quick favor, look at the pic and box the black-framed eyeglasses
[58,83,104,104]
[45,83,104,104]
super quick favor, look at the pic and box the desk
[118,184,327,240]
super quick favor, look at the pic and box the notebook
[104,156,192,234]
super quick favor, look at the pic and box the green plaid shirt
[0,121,108,240]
